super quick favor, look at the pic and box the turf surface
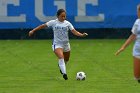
[0,39,140,93]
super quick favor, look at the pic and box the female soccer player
[29,9,88,80]
[115,4,140,83]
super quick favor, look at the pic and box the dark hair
[56,9,66,17]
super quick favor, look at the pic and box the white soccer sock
[58,59,66,74]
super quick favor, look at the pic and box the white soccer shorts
[52,43,70,52]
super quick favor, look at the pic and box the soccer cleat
[63,74,68,80]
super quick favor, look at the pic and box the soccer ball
[76,71,86,80]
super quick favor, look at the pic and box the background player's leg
[133,57,140,82]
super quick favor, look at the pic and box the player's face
[58,12,66,22]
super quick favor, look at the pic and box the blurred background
[0,0,139,39]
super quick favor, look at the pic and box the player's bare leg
[54,48,64,59]
[63,51,70,64]
[54,48,68,80]
[133,57,140,83]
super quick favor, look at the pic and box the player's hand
[115,47,125,56]
[82,33,88,37]
[29,31,34,37]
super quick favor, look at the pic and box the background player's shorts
[133,42,140,59]
[52,43,70,52]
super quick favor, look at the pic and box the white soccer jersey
[131,19,140,39]
[131,19,140,56]
[46,19,74,44]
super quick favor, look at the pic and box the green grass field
[0,39,140,93]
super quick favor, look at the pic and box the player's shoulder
[46,19,58,25]
[64,20,72,25]
[48,19,58,23]
[135,19,140,24]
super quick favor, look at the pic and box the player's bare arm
[29,24,47,37]
[115,34,136,55]
[71,29,88,37]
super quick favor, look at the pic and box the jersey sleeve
[67,21,74,30]
[131,19,139,35]
[45,20,55,27]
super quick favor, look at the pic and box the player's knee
[58,57,64,59]
[57,55,64,59]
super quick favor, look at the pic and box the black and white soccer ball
[76,71,86,80]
